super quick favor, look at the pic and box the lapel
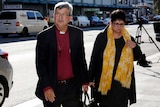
[49,25,58,54]
[68,26,74,52]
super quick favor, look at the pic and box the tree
[153,0,160,14]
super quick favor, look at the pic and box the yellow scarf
[98,25,134,95]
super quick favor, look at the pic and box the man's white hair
[54,2,73,16]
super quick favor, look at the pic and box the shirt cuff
[83,83,89,85]
[43,86,52,92]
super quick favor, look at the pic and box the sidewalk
[131,53,160,107]
[14,53,160,107]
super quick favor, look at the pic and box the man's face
[53,8,72,29]
[111,20,125,34]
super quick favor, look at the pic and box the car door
[35,12,48,32]
[26,11,37,33]
[72,16,78,26]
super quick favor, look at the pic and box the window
[27,12,35,19]
[124,0,128,4]
[0,12,16,19]
[73,16,78,21]
[118,0,122,4]
[36,12,43,20]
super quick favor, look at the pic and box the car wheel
[43,26,48,30]
[21,27,29,37]
[2,34,8,38]
[0,81,6,106]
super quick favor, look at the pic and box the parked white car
[0,10,48,37]
[153,15,160,21]
[103,17,111,25]
[72,16,90,27]
[0,49,13,106]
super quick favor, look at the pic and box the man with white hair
[35,2,89,107]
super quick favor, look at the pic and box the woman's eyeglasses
[113,22,124,27]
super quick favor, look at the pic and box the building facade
[1,0,154,19]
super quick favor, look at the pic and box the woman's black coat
[89,26,142,105]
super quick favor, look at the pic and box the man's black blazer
[35,25,89,100]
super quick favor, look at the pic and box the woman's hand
[126,40,136,48]
[89,82,95,87]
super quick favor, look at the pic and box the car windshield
[92,16,99,21]
[78,16,88,20]
[0,12,16,19]
[155,15,160,18]
[104,18,111,21]
[0,49,2,55]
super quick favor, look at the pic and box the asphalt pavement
[13,52,160,107]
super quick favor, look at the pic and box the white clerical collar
[60,31,65,34]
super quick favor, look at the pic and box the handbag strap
[84,92,91,103]
[83,91,100,107]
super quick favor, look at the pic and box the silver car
[0,49,13,106]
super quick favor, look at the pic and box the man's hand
[82,84,88,92]
[44,88,56,103]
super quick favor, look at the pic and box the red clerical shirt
[43,28,87,92]
[56,28,74,80]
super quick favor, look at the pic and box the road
[0,23,160,107]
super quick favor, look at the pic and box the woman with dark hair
[89,9,142,107]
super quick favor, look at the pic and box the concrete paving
[14,52,160,107]
[131,53,160,107]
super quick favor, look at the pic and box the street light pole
[46,0,48,16]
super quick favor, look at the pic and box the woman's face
[53,8,72,30]
[111,19,125,34]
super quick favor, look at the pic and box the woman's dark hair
[111,9,125,22]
